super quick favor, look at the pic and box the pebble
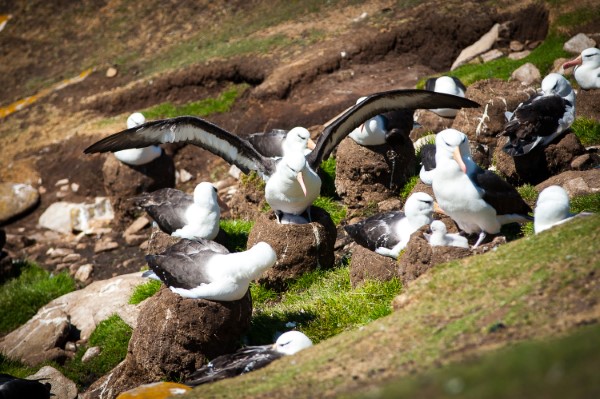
[81,346,101,363]
[75,264,94,282]
[94,240,119,253]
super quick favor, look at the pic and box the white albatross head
[283,127,316,155]
[404,192,434,228]
[430,220,448,236]
[115,112,162,165]
[534,185,572,234]
[193,182,219,207]
[435,129,468,173]
[273,331,313,355]
[127,112,146,129]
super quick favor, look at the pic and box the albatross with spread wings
[85,90,479,223]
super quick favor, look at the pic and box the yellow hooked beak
[453,146,467,174]
[563,55,582,70]
[307,138,317,150]
[297,172,307,197]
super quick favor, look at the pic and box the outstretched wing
[84,116,276,177]
[306,90,480,169]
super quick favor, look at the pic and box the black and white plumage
[185,331,312,386]
[501,73,576,157]
[533,185,592,234]
[144,239,276,301]
[425,76,467,118]
[0,373,52,399]
[85,90,478,221]
[114,113,163,165]
[247,127,315,158]
[133,182,220,240]
[433,129,532,247]
[418,142,437,185]
[424,220,469,248]
[563,47,600,90]
[344,192,434,258]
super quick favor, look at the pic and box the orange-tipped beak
[453,147,467,173]
[563,55,582,70]
[307,138,317,150]
[433,201,445,214]
[297,172,307,197]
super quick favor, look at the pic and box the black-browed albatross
[247,126,316,158]
[85,90,479,223]
[432,129,532,247]
[424,75,467,118]
[563,47,600,90]
[185,330,313,386]
[133,181,220,240]
[144,239,276,301]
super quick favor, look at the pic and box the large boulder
[28,366,78,399]
[247,207,336,290]
[84,287,252,399]
[0,182,39,225]
[536,170,600,197]
[335,137,416,209]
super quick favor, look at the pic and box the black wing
[469,168,532,216]
[247,129,289,158]
[344,211,406,250]
[501,95,570,156]
[0,374,52,399]
[306,90,479,169]
[185,345,282,386]
[419,143,437,171]
[133,188,193,234]
[84,116,277,177]
[145,238,229,289]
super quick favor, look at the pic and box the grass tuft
[219,219,254,252]
[571,117,600,146]
[129,280,161,305]
[400,175,420,201]
[0,353,36,378]
[0,262,76,335]
[570,193,600,214]
[517,184,538,205]
[313,197,347,226]
[318,157,338,198]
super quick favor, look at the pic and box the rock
[124,216,150,236]
[115,382,191,399]
[349,245,398,288]
[335,137,416,209]
[0,272,146,365]
[82,346,102,363]
[397,226,472,285]
[480,49,504,63]
[176,168,193,184]
[410,110,455,141]
[575,89,600,122]
[0,182,40,224]
[106,67,118,78]
[571,153,600,170]
[452,79,535,167]
[536,170,600,197]
[246,207,336,291]
[94,239,119,253]
[27,366,78,399]
[102,151,175,225]
[511,62,541,86]
[84,287,252,399]
[226,174,266,220]
[508,50,531,60]
[0,307,71,366]
[494,133,586,185]
[38,198,114,235]
[563,33,596,54]
[509,40,525,52]
[451,23,499,70]
[74,264,94,282]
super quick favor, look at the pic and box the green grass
[400,175,420,201]
[129,279,161,305]
[517,183,538,204]
[571,117,600,147]
[142,84,249,119]
[364,322,600,399]
[218,219,254,252]
[318,157,338,198]
[0,262,76,335]
[313,197,347,226]
[571,192,600,214]
[248,265,402,345]
[0,353,36,378]
[60,314,133,388]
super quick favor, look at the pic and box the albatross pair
[85,90,479,224]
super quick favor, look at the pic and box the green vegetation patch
[318,157,338,198]
[0,353,36,378]
[0,263,76,335]
[313,197,347,226]
[400,175,420,201]
[129,279,161,305]
[571,192,600,214]
[143,84,249,119]
[249,265,402,345]
[219,219,254,252]
[571,117,600,147]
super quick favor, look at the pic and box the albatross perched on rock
[563,47,600,90]
[344,192,434,258]
[432,129,532,247]
[133,181,220,240]
[85,90,479,223]
[185,331,313,386]
[500,73,576,157]
[144,239,276,301]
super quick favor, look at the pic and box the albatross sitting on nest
[85,90,478,224]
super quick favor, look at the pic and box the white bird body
[114,113,163,165]
[563,47,600,90]
[349,114,387,145]
[426,76,466,118]
[424,220,469,248]
[171,182,220,240]
[533,185,591,234]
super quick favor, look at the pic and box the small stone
[71,183,79,192]
[81,346,101,363]
[177,169,193,184]
[511,62,541,86]
[124,216,151,236]
[526,40,542,50]
[46,247,74,258]
[65,341,77,352]
[563,33,596,54]
[62,253,81,263]
[229,165,242,179]
[508,50,531,60]
[75,264,93,282]
[480,49,504,63]
[509,40,524,52]
[106,67,118,78]
[55,178,69,186]
[94,239,119,253]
